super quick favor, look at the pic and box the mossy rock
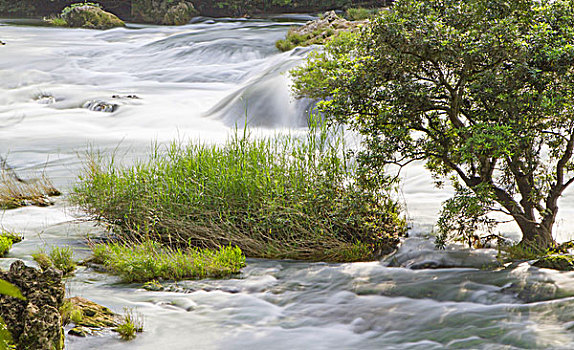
[132,0,197,25]
[63,5,125,30]
[276,11,366,52]
[66,296,119,329]
[533,254,574,271]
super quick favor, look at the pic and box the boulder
[0,260,65,350]
[132,0,197,25]
[276,11,367,52]
[63,5,125,30]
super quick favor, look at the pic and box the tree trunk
[517,219,556,250]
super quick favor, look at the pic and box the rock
[68,326,92,337]
[132,0,197,25]
[67,296,119,329]
[533,254,574,271]
[0,260,65,350]
[276,11,367,52]
[0,40,5,45]
[83,100,119,113]
[63,5,125,30]
[163,1,197,25]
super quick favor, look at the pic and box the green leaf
[0,280,24,301]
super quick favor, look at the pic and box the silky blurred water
[2,17,574,350]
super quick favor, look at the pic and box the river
[2,16,574,350]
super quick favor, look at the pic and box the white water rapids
[2,17,574,349]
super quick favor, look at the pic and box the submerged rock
[385,238,502,270]
[0,260,65,350]
[63,5,125,30]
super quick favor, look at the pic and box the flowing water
[2,17,574,350]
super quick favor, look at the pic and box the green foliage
[115,307,143,341]
[293,0,574,250]
[33,246,76,276]
[91,241,245,282]
[0,238,12,258]
[0,231,22,258]
[345,7,376,21]
[72,123,405,262]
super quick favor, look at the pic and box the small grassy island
[72,124,406,264]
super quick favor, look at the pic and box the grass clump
[115,307,143,341]
[32,246,76,276]
[0,170,60,209]
[72,123,405,262]
[91,241,245,283]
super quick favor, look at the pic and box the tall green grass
[72,123,405,262]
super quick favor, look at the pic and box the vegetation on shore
[90,241,245,282]
[293,0,574,251]
[72,123,405,263]
[33,246,76,276]
[0,169,60,209]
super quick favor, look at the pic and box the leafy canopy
[293,0,574,248]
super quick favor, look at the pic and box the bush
[345,7,376,21]
[91,241,245,282]
[72,124,405,262]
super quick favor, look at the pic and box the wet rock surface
[65,296,119,338]
[0,260,65,350]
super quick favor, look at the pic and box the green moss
[0,237,13,257]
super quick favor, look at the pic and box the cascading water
[2,16,574,350]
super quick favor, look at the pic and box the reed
[72,123,405,262]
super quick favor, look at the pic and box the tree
[292,0,574,249]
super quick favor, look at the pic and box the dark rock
[68,326,91,337]
[0,260,65,350]
[83,100,119,113]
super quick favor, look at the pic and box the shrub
[73,124,405,262]
[91,241,245,282]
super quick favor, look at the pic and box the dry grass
[0,170,60,209]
